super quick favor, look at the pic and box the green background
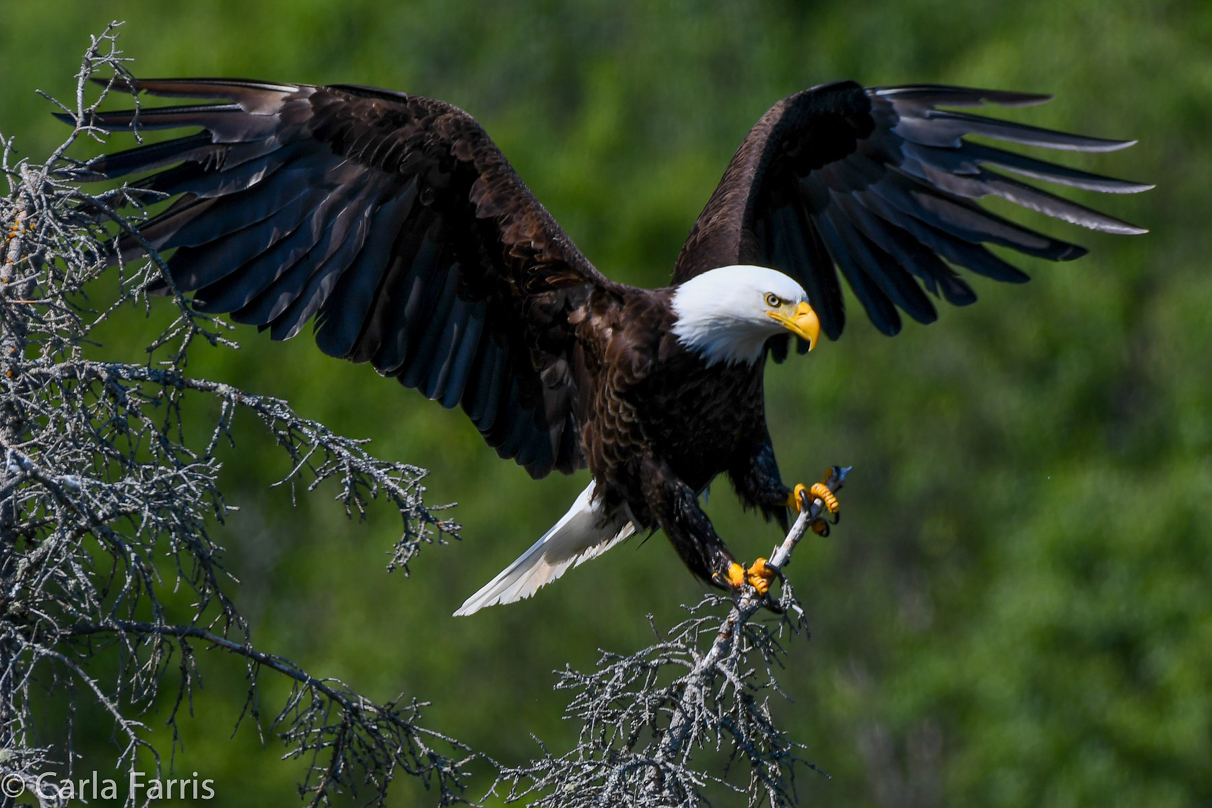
[3,1,1209,805]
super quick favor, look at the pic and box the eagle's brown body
[74,76,1146,601]
[573,286,782,578]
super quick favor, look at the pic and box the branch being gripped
[768,465,850,588]
[645,465,850,797]
[718,464,848,653]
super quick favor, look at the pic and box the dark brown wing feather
[70,78,622,479]
[673,81,1151,341]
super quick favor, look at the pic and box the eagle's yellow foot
[786,475,841,520]
[725,562,747,590]
[722,560,776,596]
[785,472,842,536]
[746,557,776,595]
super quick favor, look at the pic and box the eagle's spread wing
[73,78,619,479]
[672,82,1150,341]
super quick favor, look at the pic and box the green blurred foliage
[2,1,1210,805]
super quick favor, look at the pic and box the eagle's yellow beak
[766,301,820,351]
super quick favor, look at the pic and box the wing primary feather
[850,193,978,305]
[904,160,1145,234]
[875,171,1085,260]
[822,203,937,325]
[238,257,319,329]
[872,85,1052,108]
[857,189,1036,282]
[895,109,1136,152]
[72,133,218,180]
[903,140,1153,194]
[812,208,901,335]
[74,103,247,131]
[971,169,1147,234]
[835,192,963,303]
[95,76,300,101]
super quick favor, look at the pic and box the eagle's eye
[764,293,781,308]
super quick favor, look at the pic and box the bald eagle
[70,78,1148,615]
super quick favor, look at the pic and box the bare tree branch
[0,25,470,808]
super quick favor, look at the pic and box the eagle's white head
[670,265,821,367]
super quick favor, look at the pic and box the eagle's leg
[724,440,797,594]
[640,456,740,588]
[728,441,794,531]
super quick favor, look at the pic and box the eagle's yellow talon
[725,562,746,589]
[746,557,775,595]
[787,480,839,518]
[809,482,839,516]
[786,483,810,512]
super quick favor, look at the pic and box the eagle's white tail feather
[453,481,634,617]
